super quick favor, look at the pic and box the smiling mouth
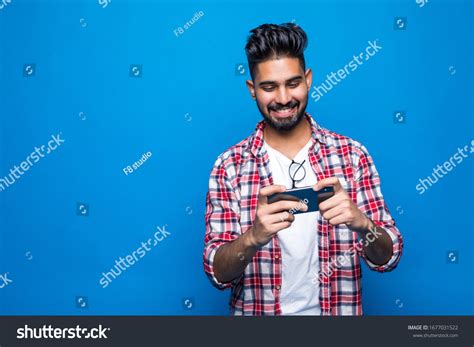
[269,105,298,118]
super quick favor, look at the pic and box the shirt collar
[250,112,327,158]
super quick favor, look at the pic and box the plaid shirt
[203,113,403,315]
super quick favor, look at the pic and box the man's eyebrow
[258,76,303,87]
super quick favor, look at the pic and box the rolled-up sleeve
[353,144,403,272]
[203,158,242,290]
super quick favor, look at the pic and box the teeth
[274,107,295,114]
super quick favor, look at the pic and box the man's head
[245,23,312,132]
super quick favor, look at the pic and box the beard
[257,97,308,132]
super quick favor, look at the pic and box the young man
[203,23,403,315]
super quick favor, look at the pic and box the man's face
[246,57,312,132]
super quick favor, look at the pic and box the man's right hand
[247,184,308,248]
[213,184,308,284]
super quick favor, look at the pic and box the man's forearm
[213,227,259,284]
[358,219,393,265]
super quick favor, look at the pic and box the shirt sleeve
[353,144,403,272]
[203,159,242,290]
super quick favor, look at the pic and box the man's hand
[314,177,394,266]
[248,184,308,247]
[214,184,308,283]
[314,177,371,233]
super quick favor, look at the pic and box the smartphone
[267,186,335,214]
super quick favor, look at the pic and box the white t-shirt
[263,139,321,315]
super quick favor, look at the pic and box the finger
[266,199,308,214]
[263,211,296,225]
[314,177,343,192]
[274,211,296,224]
[270,221,293,232]
[258,185,286,205]
[328,213,350,226]
[321,204,345,221]
[319,194,348,212]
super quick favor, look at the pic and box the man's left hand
[314,177,372,233]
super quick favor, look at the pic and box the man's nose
[275,86,292,105]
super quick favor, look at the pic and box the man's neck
[263,115,313,160]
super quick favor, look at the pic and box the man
[203,23,403,315]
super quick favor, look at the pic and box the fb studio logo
[123,152,152,175]
[173,11,205,37]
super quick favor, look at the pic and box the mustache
[268,101,299,112]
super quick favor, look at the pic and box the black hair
[245,23,308,80]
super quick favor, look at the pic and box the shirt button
[275,254,280,259]
[275,285,281,290]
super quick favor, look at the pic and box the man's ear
[305,68,313,90]
[246,79,256,100]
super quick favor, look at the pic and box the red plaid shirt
[203,113,403,315]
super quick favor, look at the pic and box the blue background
[0,0,472,315]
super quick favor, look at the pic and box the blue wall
[0,0,472,315]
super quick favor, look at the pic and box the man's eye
[262,86,276,92]
[287,82,300,88]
